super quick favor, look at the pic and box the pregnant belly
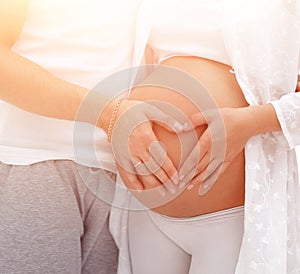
[126,56,248,217]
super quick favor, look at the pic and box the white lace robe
[223,1,300,273]
[111,0,300,273]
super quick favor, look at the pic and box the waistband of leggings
[147,206,244,224]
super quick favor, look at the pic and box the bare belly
[127,56,248,217]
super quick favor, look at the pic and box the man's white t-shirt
[0,0,141,171]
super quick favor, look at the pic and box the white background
[297,146,300,180]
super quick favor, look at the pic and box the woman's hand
[112,99,182,194]
[181,72,298,196]
[179,104,281,195]
[178,107,250,195]
[296,74,300,92]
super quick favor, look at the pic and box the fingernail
[179,182,186,189]
[172,121,183,132]
[203,182,210,190]
[199,182,210,195]
[167,184,177,194]
[170,188,176,194]
[187,184,194,191]
[172,174,179,185]
[158,187,167,197]
[183,122,192,131]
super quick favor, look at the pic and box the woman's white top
[148,0,230,65]
[111,0,300,273]
[0,0,141,171]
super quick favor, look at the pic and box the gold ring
[134,161,143,169]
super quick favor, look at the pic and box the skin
[118,55,283,217]
[0,0,179,189]
[1,1,292,216]
[296,75,300,91]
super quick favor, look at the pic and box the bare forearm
[0,46,116,130]
[241,104,281,137]
[0,46,89,120]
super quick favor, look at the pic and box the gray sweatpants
[0,160,118,274]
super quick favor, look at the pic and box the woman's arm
[180,67,300,194]
[179,98,296,195]
[270,91,300,149]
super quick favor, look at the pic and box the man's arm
[0,0,117,129]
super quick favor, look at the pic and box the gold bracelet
[107,98,124,143]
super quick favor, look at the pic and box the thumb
[186,112,207,129]
[145,105,185,133]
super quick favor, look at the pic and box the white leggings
[128,206,244,274]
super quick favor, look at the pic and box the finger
[178,129,211,184]
[147,161,177,194]
[144,104,184,133]
[133,153,168,186]
[192,129,214,177]
[117,163,144,192]
[113,144,137,175]
[178,147,200,188]
[128,122,173,188]
[149,141,179,185]
[187,157,219,191]
[187,112,208,129]
[138,156,170,186]
[178,134,204,180]
[219,161,231,176]
[163,179,178,195]
[160,156,179,186]
[186,162,210,191]
[139,169,177,197]
[194,151,213,178]
[202,157,228,182]
[179,152,210,190]
[137,154,177,194]
[185,153,213,190]
[197,153,235,195]
[138,174,167,197]
[198,162,224,196]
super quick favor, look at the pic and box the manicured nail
[167,184,177,194]
[199,182,210,195]
[183,122,192,131]
[170,188,176,194]
[179,174,185,181]
[179,182,187,189]
[172,173,179,185]
[158,187,167,197]
[203,182,210,190]
[173,121,184,132]
[187,184,195,191]
[135,184,144,193]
